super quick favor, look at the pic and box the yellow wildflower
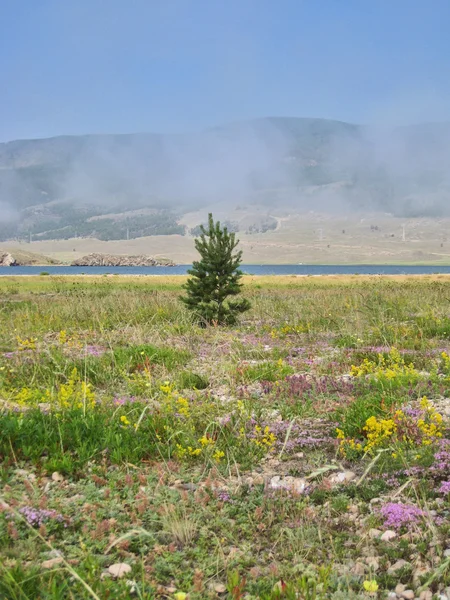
[213,449,225,462]
[363,580,378,592]
[199,435,215,447]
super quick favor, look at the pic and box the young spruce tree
[181,213,251,325]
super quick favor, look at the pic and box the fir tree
[181,213,251,325]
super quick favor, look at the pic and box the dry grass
[4,212,450,265]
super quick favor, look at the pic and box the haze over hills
[1,117,450,243]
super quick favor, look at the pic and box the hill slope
[1,117,450,242]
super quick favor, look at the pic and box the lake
[2,264,450,276]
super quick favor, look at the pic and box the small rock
[381,530,397,542]
[368,528,382,539]
[387,594,397,600]
[365,556,380,570]
[350,561,365,576]
[15,469,31,478]
[328,471,356,485]
[100,571,111,580]
[269,475,307,495]
[179,483,197,491]
[413,564,431,585]
[51,472,64,482]
[370,497,382,505]
[401,591,414,600]
[214,583,227,594]
[444,548,450,558]
[252,474,265,485]
[44,549,63,559]
[395,584,406,595]
[388,559,410,573]
[41,557,64,569]
[419,591,433,600]
[108,563,132,578]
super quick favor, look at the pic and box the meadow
[1,274,450,599]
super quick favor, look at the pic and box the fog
[1,1,450,228]
[1,116,450,226]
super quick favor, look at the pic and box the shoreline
[2,274,450,282]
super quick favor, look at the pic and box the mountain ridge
[1,117,450,242]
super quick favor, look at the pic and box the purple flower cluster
[19,506,65,527]
[84,345,105,357]
[113,396,137,406]
[378,502,425,530]
[217,491,232,503]
[262,374,355,400]
[218,414,232,426]
[439,481,450,494]
[247,418,336,452]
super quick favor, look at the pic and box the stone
[365,556,380,570]
[126,580,137,594]
[15,469,31,478]
[419,591,433,600]
[51,471,64,482]
[269,475,307,495]
[395,584,406,595]
[350,561,365,576]
[368,528,382,539]
[41,557,64,569]
[214,583,227,594]
[252,474,265,485]
[100,571,111,580]
[328,471,356,485]
[108,563,132,578]
[0,252,17,267]
[413,564,431,585]
[71,253,175,267]
[444,548,450,558]
[380,530,397,541]
[401,591,415,600]
[388,559,410,573]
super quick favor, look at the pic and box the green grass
[1,275,450,598]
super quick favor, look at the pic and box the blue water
[1,264,450,276]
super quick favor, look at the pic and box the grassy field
[1,275,450,599]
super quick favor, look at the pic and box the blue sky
[1,0,449,141]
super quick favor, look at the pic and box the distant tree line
[0,211,185,242]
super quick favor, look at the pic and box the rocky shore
[0,252,17,266]
[0,250,59,267]
[70,253,176,267]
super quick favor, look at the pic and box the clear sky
[1,0,449,142]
